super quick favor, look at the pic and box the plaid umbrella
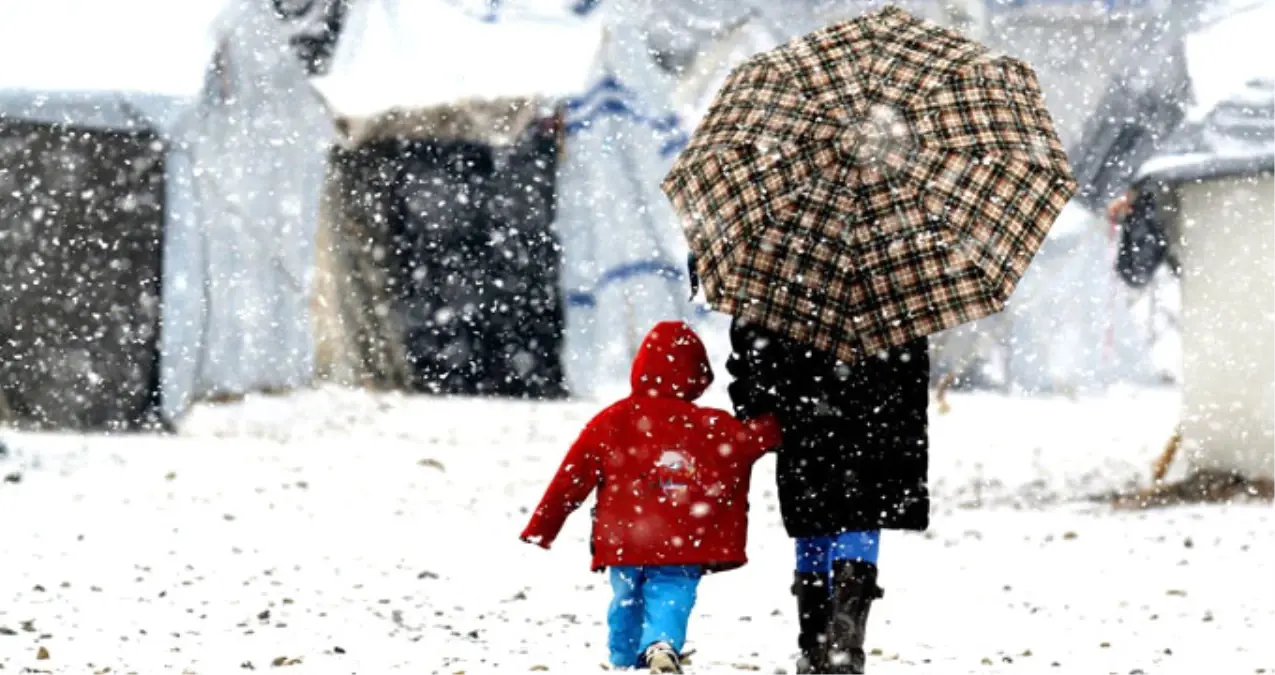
[663,5,1076,363]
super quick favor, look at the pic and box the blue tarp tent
[555,37,700,396]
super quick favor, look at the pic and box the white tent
[1133,0,1275,482]
[0,0,332,426]
[163,0,334,421]
[555,18,706,397]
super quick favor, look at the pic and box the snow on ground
[2,386,1272,674]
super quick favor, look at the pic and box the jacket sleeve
[726,319,783,420]
[737,413,783,465]
[519,410,608,549]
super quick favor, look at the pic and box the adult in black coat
[727,319,931,535]
[725,313,930,674]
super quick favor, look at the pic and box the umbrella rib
[907,149,1072,295]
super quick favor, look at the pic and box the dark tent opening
[0,121,166,430]
[331,118,568,399]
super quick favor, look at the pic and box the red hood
[629,321,714,401]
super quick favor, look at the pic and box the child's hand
[747,413,783,451]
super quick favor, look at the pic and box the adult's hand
[1106,189,1134,224]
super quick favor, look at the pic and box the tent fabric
[0,0,215,429]
[0,0,221,135]
[311,0,591,397]
[160,0,334,419]
[266,0,351,76]
[312,143,414,389]
[0,90,189,135]
[0,121,167,429]
[0,0,332,428]
[330,97,549,150]
[316,113,567,398]
[390,130,567,398]
[555,23,700,397]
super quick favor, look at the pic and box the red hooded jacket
[520,321,781,572]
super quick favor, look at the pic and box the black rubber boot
[793,571,830,674]
[825,561,883,674]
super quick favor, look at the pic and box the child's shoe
[644,642,683,674]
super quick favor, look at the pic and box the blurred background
[2,0,1268,422]
[0,0,1270,672]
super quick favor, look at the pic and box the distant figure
[520,321,781,673]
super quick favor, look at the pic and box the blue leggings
[795,531,880,593]
[607,565,702,668]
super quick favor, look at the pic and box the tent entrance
[367,124,568,399]
[0,121,166,430]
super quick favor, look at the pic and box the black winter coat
[726,318,930,537]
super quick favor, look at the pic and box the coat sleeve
[737,413,783,465]
[519,410,609,549]
[725,319,785,420]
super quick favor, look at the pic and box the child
[520,321,781,673]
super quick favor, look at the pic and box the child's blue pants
[607,565,702,668]
[795,530,880,593]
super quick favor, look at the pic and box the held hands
[744,413,783,453]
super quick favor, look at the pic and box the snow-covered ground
[2,386,1272,674]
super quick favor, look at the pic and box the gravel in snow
[1,386,1271,674]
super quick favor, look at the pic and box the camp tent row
[5,0,1235,432]
[0,0,330,429]
[0,0,609,430]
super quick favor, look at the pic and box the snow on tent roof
[1132,1,1275,185]
[0,0,228,131]
[1135,147,1273,184]
[1182,0,1275,123]
[0,0,226,99]
[310,0,603,120]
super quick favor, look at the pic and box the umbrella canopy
[663,5,1075,363]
